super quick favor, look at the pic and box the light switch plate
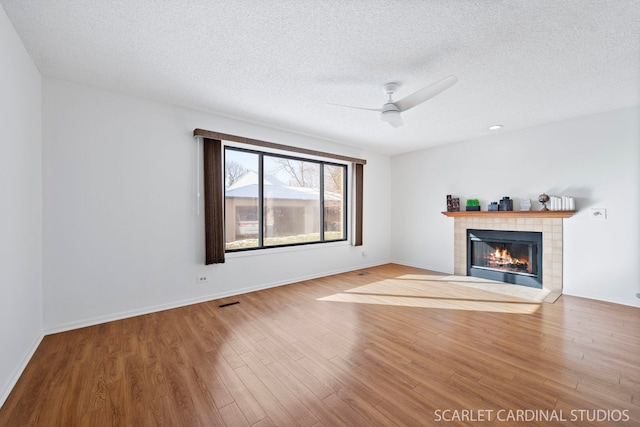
[590,208,606,220]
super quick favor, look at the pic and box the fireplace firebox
[467,229,543,289]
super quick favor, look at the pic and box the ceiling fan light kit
[380,102,403,127]
[330,75,458,128]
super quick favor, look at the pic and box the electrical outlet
[197,275,208,283]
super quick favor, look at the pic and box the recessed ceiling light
[488,125,503,130]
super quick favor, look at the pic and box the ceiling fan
[329,75,458,127]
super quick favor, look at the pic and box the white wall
[391,107,640,307]
[0,6,43,407]
[42,78,392,332]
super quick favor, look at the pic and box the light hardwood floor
[1,264,638,426]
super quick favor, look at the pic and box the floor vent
[358,272,370,276]
[218,301,240,308]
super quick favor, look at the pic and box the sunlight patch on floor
[436,275,552,301]
[318,276,543,314]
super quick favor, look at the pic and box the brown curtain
[354,163,364,246]
[203,138,225,264]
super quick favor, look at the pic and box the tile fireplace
[449,215,566,298]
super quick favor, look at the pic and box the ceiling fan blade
[326,103,382,112]
[394,75,457,112]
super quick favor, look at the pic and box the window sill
[225,239,351,259]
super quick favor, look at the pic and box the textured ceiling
[2,0,639,155]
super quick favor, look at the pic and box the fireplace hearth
[467,229,543,288]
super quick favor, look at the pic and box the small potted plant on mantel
[465,199,481,211]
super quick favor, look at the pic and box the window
[196,129,365,265]
[224,147,347,251]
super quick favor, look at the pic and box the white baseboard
[561,290,640,308]
[44,260,388,335]
[389,259,450,274]
[0,332,44,410]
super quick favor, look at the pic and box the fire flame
[494,248,508,259]
[488,247,531,273]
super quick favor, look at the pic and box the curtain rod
[193,128,367,165]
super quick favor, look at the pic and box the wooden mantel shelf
[442,210,577,218]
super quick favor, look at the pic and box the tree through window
[224,147,347,251]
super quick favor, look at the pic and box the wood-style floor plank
[1,263,639,426]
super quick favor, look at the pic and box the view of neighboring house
[225,171,344,247]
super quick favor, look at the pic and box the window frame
[224,144,349,253]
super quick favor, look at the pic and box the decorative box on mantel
[442,210,577,299]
